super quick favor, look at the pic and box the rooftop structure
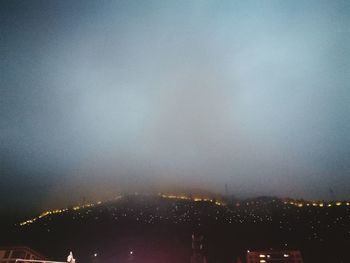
[0,247,47,263]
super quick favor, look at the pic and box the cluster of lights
[257,253,288,262]
[19,194,349,227]
[20,208,69,226]
[19,200,106,226]
[39,209,68,218]
[19,218,37,226]
[160,194,191,200]
[258,254,271,262]
[284,200,349,208]
[159,193,225,206]
[72,202,99,211]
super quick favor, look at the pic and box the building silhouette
[0,247,47,263]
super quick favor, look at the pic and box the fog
[1,0,349,213]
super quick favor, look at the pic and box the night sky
[1,0,349,214]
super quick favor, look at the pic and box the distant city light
[17,194,350,227]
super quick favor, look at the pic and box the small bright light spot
[94,253,97,257]
[259,254,266,258]
[260,260,266,263]
[284,254,289,257]
[130,251,133,255]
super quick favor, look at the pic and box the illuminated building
[246,250,303,263]
[0,247,47,263]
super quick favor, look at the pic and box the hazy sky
[1,0,350,213]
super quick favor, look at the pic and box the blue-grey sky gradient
[1,0,350,213]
